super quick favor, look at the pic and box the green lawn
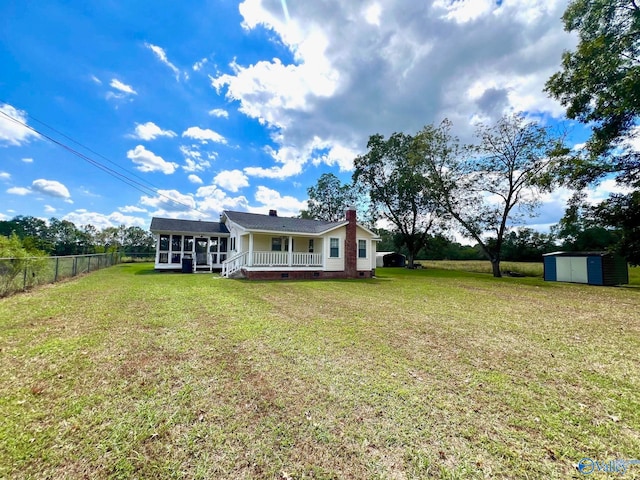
[1,264,639,479]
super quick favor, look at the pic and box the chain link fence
[0,252,122,297]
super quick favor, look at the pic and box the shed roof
[223,210,345,234]
[150,217,229,234]
[543,251,612,257]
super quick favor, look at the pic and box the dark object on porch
[181,255,193,273]
[383,252,406,267]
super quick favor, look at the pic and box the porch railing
[222,251,323,277]
[251,251,322,267]
[221,251,247,278]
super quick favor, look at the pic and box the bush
[0,234,46,296]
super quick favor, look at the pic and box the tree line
[0,216,154,257]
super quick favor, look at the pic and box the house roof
[223,210,345,234]
[150,217,229,234]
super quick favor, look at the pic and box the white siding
[324,229,345,271]
[356,237,372,271]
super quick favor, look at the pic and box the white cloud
[136,186,249,218]
[621,125,640,153]
[433,0,494,24]
[140,188,197,212]
[251,186,307,217]
[110,79,137,95]
[364,3,382,26]
[7,187,30,196]
[119,205,147,213]
[208,108,229,118]
[182,126,227,144]
[193,58,208,71]
[130,121,177,140]
[0,172,10,180]
[214,169,249,192]
[0,104,39,146]
[180,145,212,172]
[90,75,102,85]
[195,185,249,214]
[63,209,146,230]
[214,0,574,184]
[126,145,178,174]
[244,144,307,179]
[243,137,358,180]
[145,43,181,80]
[586,179,633,205]
[188,174,203,184]
[31,179,73,202]
[22,157,33,163]
[44,205,56,213]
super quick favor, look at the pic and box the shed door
[570,257,588,283]
[556,257,572,282]
[556,257,588,283]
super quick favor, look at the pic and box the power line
[0,105,207,216]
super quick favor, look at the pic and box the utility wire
[0,105,206,215]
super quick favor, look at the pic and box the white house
[149,218,230,272]
[150,208,379,279]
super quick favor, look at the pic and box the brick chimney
[345,207,357,278]
[269,209,277,217]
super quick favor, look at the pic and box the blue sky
[0,0,627,233]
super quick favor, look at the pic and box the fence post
[54,257,59,282]
[87,256,91,273]
[73,257,77,277]
[23,260,27,290]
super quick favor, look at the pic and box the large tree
[591,191,640,264]
[420,115,564,277]
[304,173,357,222]
[353,132,442,267]
[545,0,639,186]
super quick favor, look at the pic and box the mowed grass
[1,264,639,479]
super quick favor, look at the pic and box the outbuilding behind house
[543,251,628,286]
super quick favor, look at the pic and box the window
[308,239,314,253]
[230,237,236,251]
[159,235,169,264]
[358,239,367,258]
[171,235,182,251]
[159,235,169,251]
[330,238,339,258]
[220,237,228,252]
[171,253,181,264]
[183,236,193,252]
[272,237,282,251]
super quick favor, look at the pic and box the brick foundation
[243,269,375,281]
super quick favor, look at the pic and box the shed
[382,252,406,268]
[376,252,394,268]
[543,251,628,286]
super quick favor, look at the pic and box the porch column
[288,235,293,266]
[248,233,254,266]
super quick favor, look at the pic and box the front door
[195,238,208,265]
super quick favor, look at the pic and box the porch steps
[227,268,246,279]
